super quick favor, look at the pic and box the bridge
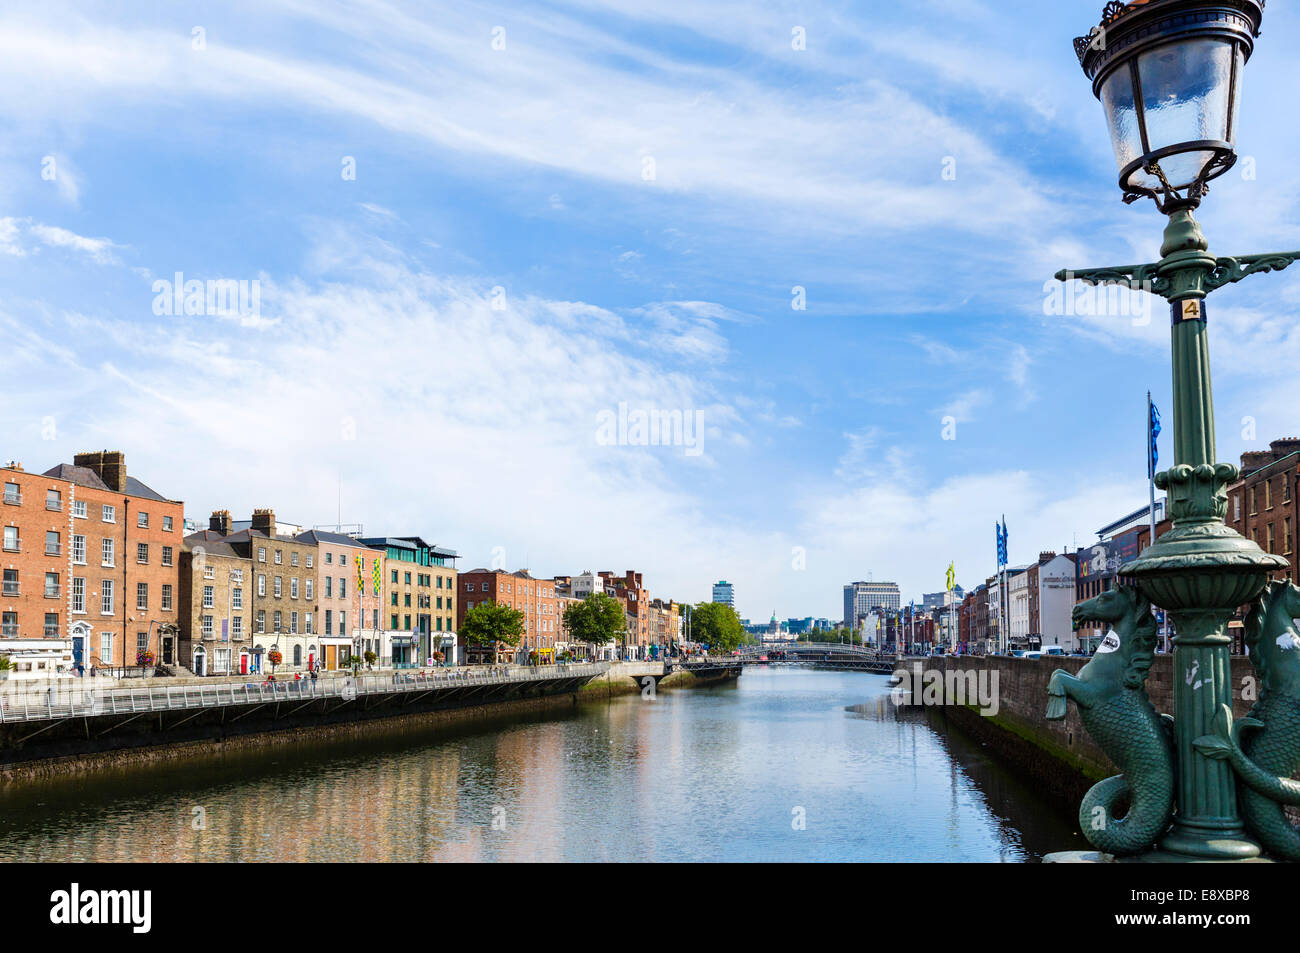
[738,643,896,674]
[0,663,612,744]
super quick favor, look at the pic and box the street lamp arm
[1054,263,1169,296]
[1206,251,1300,291]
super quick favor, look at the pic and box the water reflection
[0,668,1080,862]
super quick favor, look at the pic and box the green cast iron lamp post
[1055,0,1300,861]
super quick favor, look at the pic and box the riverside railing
[0,662,611,725]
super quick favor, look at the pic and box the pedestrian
[310,668,318,684]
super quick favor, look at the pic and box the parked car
[1020,650,1043,660]
[1042,646,1066,658]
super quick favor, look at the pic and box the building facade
[843,581,902,631]
[40,452,184,672]
[296,529,386,671]
[359,537,458,667]
[711,580,734,608]
[458,569,557,664]
[180,525,252,675]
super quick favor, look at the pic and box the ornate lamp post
[1053,0,1300,861]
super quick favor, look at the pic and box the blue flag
[1001,516,1009,567]
[1148,397,1162,478]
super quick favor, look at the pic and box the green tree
[461,601,525,659]
[562,592,626,651]
[690,601,744,653]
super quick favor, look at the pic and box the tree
[460,601,525,660]
[562,592,626,652]
[690,601,745,653]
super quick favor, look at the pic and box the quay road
[738,643,896,675]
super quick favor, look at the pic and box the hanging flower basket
[268,649,283,666]
[136,650,156,667]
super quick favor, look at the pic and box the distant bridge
[738,643,896,674]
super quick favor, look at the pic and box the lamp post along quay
[1045,0,1300,863]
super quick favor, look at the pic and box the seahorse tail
[1079,774,1174,856]
[1240,788,1300,861]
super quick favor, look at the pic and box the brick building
[179,521,252,675]
[218,509,318,674]
[458,568,557,663]
[600,570,650,659]
[1227,438,1300,579]
[39,451,184,671]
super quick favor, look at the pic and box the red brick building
[458,569,558,663]
[599,570,650,658]
[36,451,183,670]
[1227,438,1300,580]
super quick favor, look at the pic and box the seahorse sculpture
[1194,580,1300,860]
[1045,585,1175,855]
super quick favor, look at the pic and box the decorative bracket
[1054,262,1168,297]
[1206,252,1300,291]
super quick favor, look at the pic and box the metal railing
[0,662,611,724]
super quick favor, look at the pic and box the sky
[2,0,1300,623]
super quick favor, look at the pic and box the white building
[1035,553,1080,651]
[844,581,901,629]
[1007,568,1030,646]
[711,580,735,608]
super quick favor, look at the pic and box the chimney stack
[251,508,276,535]
[210,509,232,536]
[73,450,127,492]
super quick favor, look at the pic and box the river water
[0,667,1084,862]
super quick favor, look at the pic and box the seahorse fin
[1193,734,1233,760]
[1045,691,1068,722]
[1234,716,1265,745]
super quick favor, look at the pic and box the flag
[372,557,381,597]
[996,521,1007,569]
[1148,395,1162,478]
[357,556,366,593]
[1001,516,1009,566]
[945,562,955,593]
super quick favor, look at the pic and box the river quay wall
[905,655,1257,804]
[0,661,738,782]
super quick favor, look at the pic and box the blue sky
[2,0,1300,621]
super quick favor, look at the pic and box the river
[0,667,1084,861]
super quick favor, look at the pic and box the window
[1251,486,1258,515]
[291,577,299,599]
[274,550,282,565]
[1234,494,1242,522]
[305,579,313,600]
[1286,518,1293,556]
[100,632,113,661]
[306,554,313,568]
[162,546,173,567]
[2,569,16,597]
[202,615,214,637]
[203,564,214,580]
[258,547,266,563]
[137,511,149,528]
[273,576,282,598]
[230,568,243,584]
[163,515,173,532]
[305,612,313,634]
[72,577,85,613]
[1268,523,1276,555]
[2,482,19,505]
[136,631,149,653]
[404,615,411,631]
[203,585,214,608]
[468,601,474,610]
[231,616,243,638]
[392,569,398,584]
[326,552,334,565]
[291,552,298,567]
[137,542,149,564]
[290,611,298,634]
[72,500,86,519]
[3,526,18,552]
[339,610,346,633]
[404,594,411,607]
[340,579,346,599]
[481,582,488,592]
[44,613,59,637]
[391,614,398,629]
[137,582,148,611]
[273,610,282,632]
[325,577,333,598]
[102,504,115,523]
[45,572,59,598]
[101,537,114,567]
[466,582,473,592]
[391,592,397,606]
[161,584,173,611]
[257,574,266,596]
[405,572,412,585]
[46,488,62,511]
[232,587,243,610]
[293,644,302,666]
[101,580,114,615]
[46,530,61,555]
[325,610,333,635]
[256,610,266,634]
[1267,481,1273,510]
